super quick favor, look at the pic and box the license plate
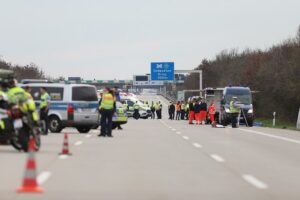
[14,119,23,128]
[82,108,92,112]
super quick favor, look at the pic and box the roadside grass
[255,118,299,131]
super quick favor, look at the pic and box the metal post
[273,112,276,127]
[199,70,202,97]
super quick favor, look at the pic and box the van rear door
[71,86,99,123]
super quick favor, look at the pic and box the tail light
[11,108,22,119]
[67,105,74,114]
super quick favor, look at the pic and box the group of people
[168,98,216,126]
[149,101,163,119]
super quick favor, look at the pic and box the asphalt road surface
[1,94,300,200]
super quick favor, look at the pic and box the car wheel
[49,116,63,133]
[76,127,91,134]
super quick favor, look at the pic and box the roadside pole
[297,108,300,129]
[273,112,276,127]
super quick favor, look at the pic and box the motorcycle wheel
[10,138,23,151]
[18,127,30,152]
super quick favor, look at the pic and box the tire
[34,134,41,151]
[18,127,30,152]
[49,116,63,133]
[247,119,253,127]
[76,127,91,133]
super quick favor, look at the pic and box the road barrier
[297,108,300,129]
[17,138,44,193]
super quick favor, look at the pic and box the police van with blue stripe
[19,81,99,133]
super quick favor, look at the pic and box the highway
[1,94,300,200]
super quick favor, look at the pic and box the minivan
[220,86,254,126]
[19,83,99,133]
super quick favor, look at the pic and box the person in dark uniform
[98,88,116,137]
[169,102,175,120]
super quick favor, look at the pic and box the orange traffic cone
[59,133,71,155]
[17,138,44,193]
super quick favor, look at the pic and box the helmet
[0,69,15,83]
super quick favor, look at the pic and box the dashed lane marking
[59,155,69,160]
[74,141,83,146]
[242,175,268,189]
[210,154,225,163]
[176,131,181,135]
[85,134,92,138]
[192,143,202,148]
[182,136,189,140]
[37,171,51,185]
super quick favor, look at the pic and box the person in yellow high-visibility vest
[98,88,116,137]
[40,87,51,135]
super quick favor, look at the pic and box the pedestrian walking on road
[98,88,116,137]
[199,99,207,124]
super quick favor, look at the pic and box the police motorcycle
[0,70,42,152]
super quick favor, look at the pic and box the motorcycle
[0,106,42,152]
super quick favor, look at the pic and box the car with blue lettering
[19,83,99,133]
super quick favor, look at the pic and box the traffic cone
[59,133,71,155]
[17,138,44,193]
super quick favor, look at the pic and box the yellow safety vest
[100,93,114,110]
[40,92,50,108]
[230,100,239,113]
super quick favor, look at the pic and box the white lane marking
[37,171,51,185]
[176,131,181,135]
[182,136,189,140]
[59,154,69,160]
[172,128,176,131]
[239,128,300,145]
[85,134,92,138]
[74,141,83,146]
[193,143,202,148]
[243,175,268,189]
[210,154,225,163]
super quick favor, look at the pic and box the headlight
[248,109,253,114]
[225,108,230,113]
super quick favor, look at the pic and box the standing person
[168,102,172,119]
[230,97,240,128]
[180,101,185,120]
[194,100,201,125]
[40,87,51,135]
[133,101,140,120]
[150,101,155,119]
[98,88,116,137]
[208,100,216,127]
[175,101,181,120]
[158,101,163,119]
[188,99,195,124]
[169,102,175,120]
[199,99,207,125]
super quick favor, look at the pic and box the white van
[19,83,99,133]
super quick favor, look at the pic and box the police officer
[133,101,140,120]
[40,87,50,135]
[98,88,116,137]
[230,96,240,128]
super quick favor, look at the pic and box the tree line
[0,60,46,81]
[184,27,300,123]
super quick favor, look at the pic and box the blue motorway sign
[151,62,174,81]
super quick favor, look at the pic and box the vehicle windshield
[225,89,252,105]
[72,86,98,101]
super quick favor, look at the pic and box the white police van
[19,83,99,133]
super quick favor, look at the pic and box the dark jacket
[189,102,194,111]
[199,102,207,111]
[169,104,175,112]
[194,103,201,113]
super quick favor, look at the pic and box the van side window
[27,87,64,101]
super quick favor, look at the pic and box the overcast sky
[0,0,299,80]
